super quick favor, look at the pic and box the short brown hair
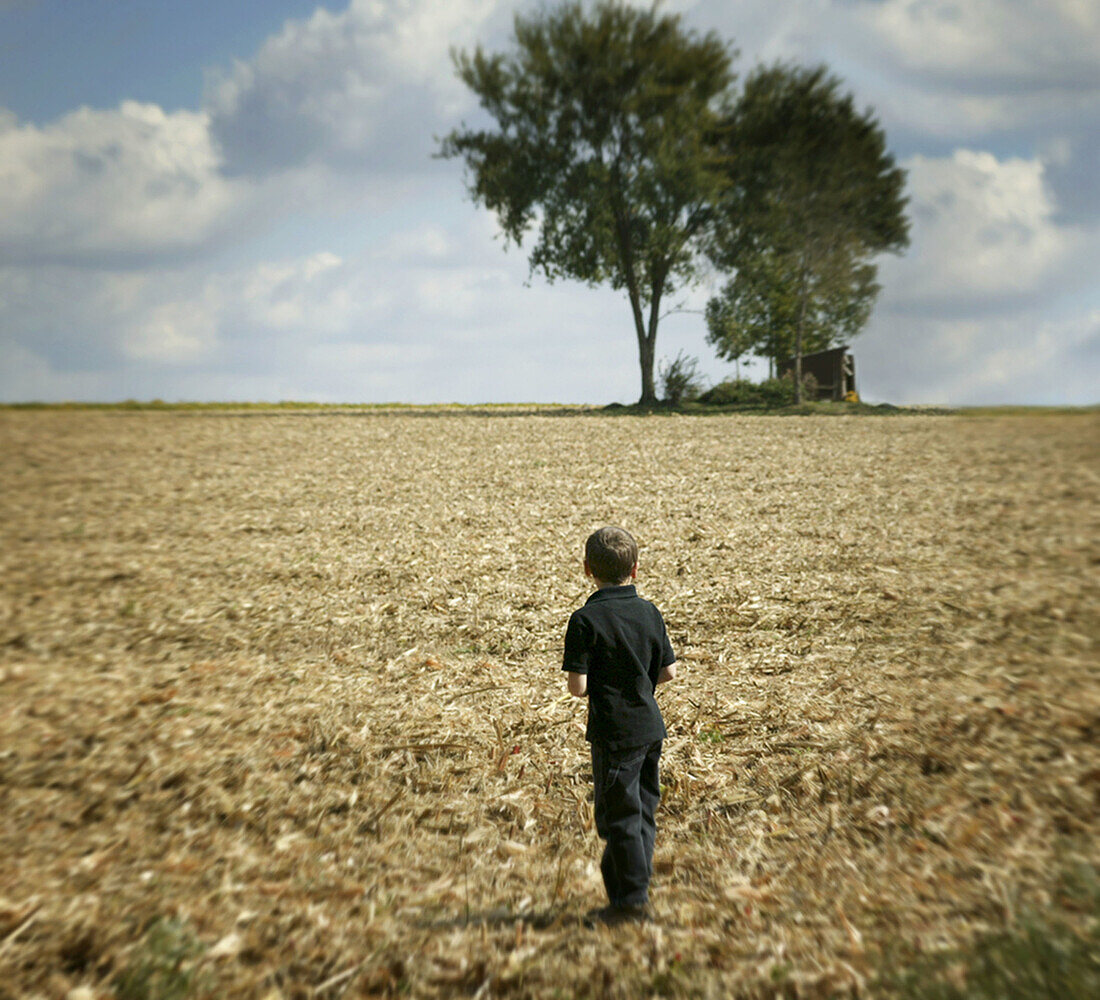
[585,526,638,584]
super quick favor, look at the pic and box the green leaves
[706,63,910,373]
[441,9,908,405]
[440,1,738,403]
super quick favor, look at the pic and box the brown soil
[1,410,1097,998]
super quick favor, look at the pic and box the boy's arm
[562,613,590,698]
[656,610,677,685]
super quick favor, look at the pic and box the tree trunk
[638,336,657,405]
[608,183,664,406]
[638,279,664,406]
[794,267,808,405]
[610,198,658,406]
[625,285,657,406]
[794,325,804,404]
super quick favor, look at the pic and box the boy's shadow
[414,906,565,931]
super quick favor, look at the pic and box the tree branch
[658,307,706,322]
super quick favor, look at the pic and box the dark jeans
[591,740,662,908]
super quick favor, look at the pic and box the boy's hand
[657,661,677,685]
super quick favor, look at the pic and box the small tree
[706,243,879,376]
[704,250,795,378]
[439,1,737,404]
[658,351,703,406]
[708,64,909,401]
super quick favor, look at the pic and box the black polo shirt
[562,585,675,749]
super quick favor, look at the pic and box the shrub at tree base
[698,379,770,406]
[659,352,704,406]
[697,373,815,407]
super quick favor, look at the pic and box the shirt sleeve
[562,612,591,674]
[658,613,676,668]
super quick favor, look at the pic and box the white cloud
[206,0,500,175]
[857,0,1100,90]
[0,205,651,403]
[0,0,501,269]
[854,144,1100,404]
[386,226,453,261]
[0,101,245,265]
[858,308,1100,406]
[122,299,220,363]
[881,149,1080,309]
[2,0,1099,406]
[0,341,116,402]
[238,251,347,332]
[689,0,1100,198]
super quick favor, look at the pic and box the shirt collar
[586,584,637,603]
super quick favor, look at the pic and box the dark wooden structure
[779,346,856,401]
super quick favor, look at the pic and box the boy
[563,526,677,927]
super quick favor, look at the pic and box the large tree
[439,1,736,405]
[707,64,909,401]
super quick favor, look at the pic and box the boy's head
[584,525,638,585]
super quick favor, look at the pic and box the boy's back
[563,584,672,749]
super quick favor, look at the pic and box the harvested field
[1,409,1097,999]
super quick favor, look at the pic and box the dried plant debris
[1,409,1097,998]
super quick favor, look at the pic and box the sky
[1,0,1098,406]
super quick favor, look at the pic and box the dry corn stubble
[0,409,1097,999]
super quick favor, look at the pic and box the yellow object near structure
[845,390,860,403]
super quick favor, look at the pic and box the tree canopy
[439,1,737,404]
[707,64,909,399]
